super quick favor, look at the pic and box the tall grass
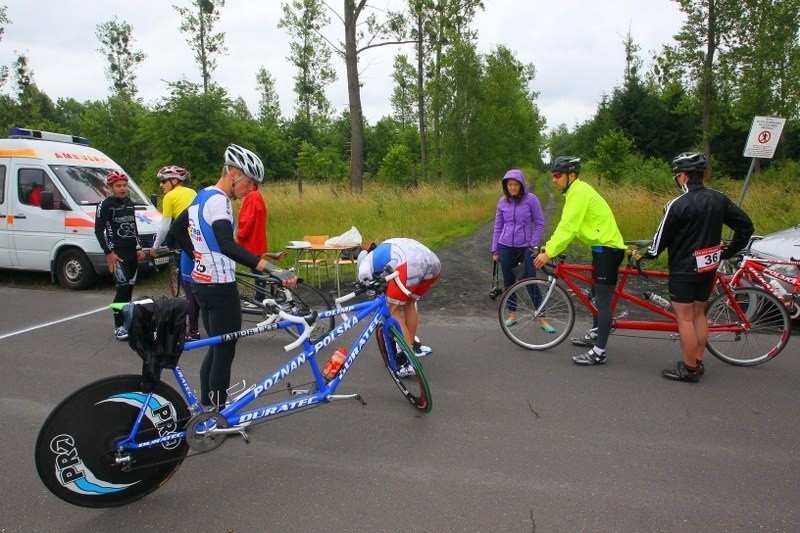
[247,171,798,263]
[532,171,800,264]
[258,181,500,253]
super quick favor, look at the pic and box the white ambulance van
[0,127,168,290]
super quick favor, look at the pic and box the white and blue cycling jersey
[187,187,237,284]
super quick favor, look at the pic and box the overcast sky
[0,1,685,131]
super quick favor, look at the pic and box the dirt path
[421,185,558,319]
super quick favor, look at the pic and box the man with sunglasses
[169,144,296,409]
[534,156,626,366]
[150,166,200,339]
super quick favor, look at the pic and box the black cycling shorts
[592,247,625,286]
[668,274,715,304]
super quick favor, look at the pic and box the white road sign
[743,116,786,159]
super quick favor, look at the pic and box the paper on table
[289,240,311,248]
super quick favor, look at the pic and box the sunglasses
[159,178,174,184]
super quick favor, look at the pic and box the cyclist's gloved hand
[263,263,297,287]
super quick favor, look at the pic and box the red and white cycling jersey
[357,238,441,303]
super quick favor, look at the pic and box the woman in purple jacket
[491,169,552,330]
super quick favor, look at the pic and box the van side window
[18,168,61,207]
[0,165,6,205]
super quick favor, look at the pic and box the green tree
[439,41,482,188]
[95,17,146,98]
[0,6,10,89]
[607,33,677,161]
[278,0,336,122]
[334,1,409,191]
[138,82,249,188]
[592,129,635,185]
[12,53,59,130]
[54,97,88,135]
[255,66,282,127]
[80,96,148,179]
[413,0,484,181]
[723,0,800,155]
[379,144,413,185]
[390,54,418,130]
[173,0,226,94]
[666,0,741,175]
[475,45,544,178]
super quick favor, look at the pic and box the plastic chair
[335,245,362,285]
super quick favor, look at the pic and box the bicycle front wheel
[706,286,791,366]
[498,278,575,350]
[278,281,335,344]
[376,325,432,412]
[35,375,189,508]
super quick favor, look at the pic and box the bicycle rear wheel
[499,278,575,350]
[35,375,189,508]
[376,325,432,412]
[168,264,182,297]
[706,286,791,366]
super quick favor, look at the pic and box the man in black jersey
[94,170,146,340]
[645,153,753,382]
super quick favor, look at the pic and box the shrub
[378,144,413,185]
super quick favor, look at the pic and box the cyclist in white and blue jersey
[170,144,296,409]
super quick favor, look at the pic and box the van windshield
[49,165,149,205]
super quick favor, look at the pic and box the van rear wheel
[56,249,97,290]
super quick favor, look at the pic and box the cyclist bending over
[357,238,441,374]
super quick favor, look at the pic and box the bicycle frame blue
[116,292,403,452]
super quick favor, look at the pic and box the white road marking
[0,306,108,340]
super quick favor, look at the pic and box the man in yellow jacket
[534,156,626,365]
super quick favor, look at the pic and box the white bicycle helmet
[224,144,264,183]
[157,165,191,183]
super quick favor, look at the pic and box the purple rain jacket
[491,169,545,253]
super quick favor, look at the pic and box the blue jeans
[497,244,541,312]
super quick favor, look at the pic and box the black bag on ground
[125,296,188,392]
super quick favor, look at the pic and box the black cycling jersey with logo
[94,196,142,253]
[647,181,754,280]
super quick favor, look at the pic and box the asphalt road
[2,285,799,532]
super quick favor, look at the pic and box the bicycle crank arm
[326,392,367,405]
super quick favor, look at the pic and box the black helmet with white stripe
[224,144,264,183]
[670,152,707,174]
[550,156,581,174]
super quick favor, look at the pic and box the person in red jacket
[237,180,268,302]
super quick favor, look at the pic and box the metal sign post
[738,116,786,207]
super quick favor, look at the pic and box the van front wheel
[56,249,98,290]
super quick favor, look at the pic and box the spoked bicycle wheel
[706,286,791,366]
[376,325,432,412]
[35,375,190,508]
[276,281,335,344]
[168,263,182,297]
[498,278,575,350]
